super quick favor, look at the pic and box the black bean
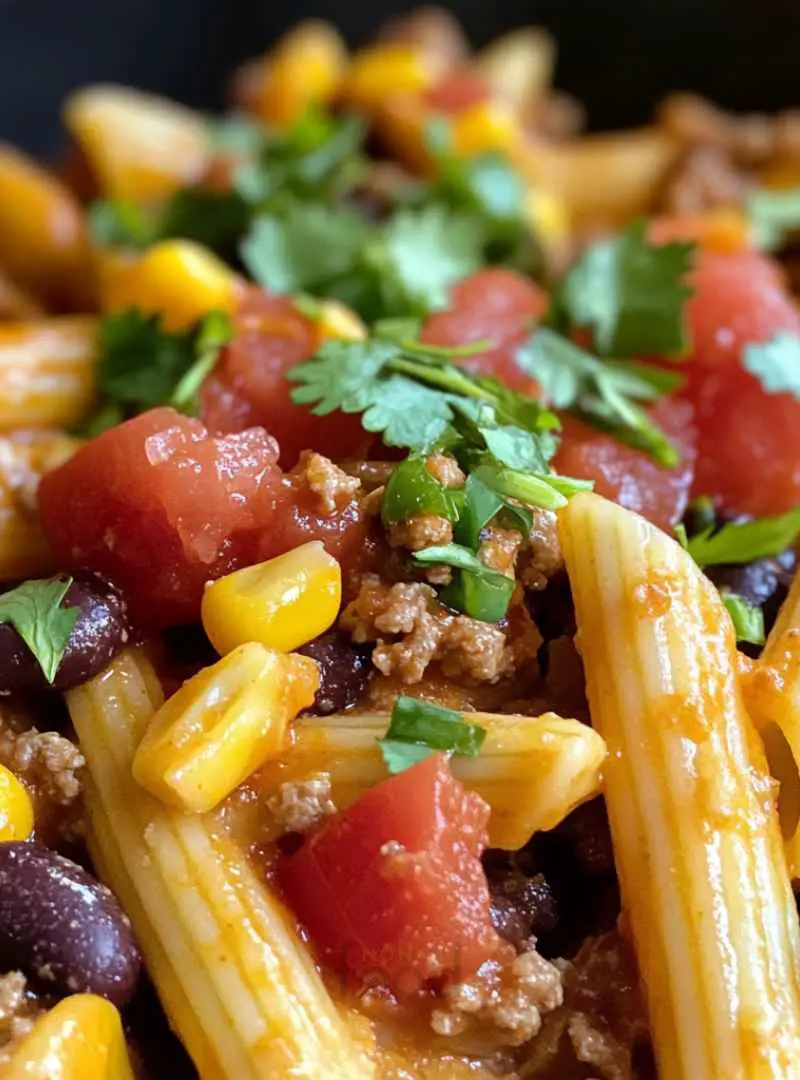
[525,569,576,642]
[483,850,560,950]
[0,572,130,694]
[297,631,372,715]
[0,842,140,1006]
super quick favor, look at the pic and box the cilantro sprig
[554,218,695,357]
[686,509,800,567]
[378,696,487,775]
[79,308,233,435]
[515,327,685,467]
[721,592,766,646]
[0,577,80,683]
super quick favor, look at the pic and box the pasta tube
[0,430,80,578]
[560,493,800,1080]
[0,318,98,430]
[68,650,374,1080]
[259,710,606,849]
[743,571,800,877]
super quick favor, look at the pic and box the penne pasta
[560,492,800,1080]
[68,649,374,1080]
[742,571,800,877]
[0,429,80,578]
[0,317,98,430]
[258,710,606,850]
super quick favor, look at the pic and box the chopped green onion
[378,696,487,774]
[721,593,765,646]
[381,456,460,526]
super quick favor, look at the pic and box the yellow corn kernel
[252,21,348,128]
[64,84,211,204]
[133,642,319,813]
[0,764,33,841]
[202,541,342,655]
[524,188,570,265]
[313,299,368,343]
[0,317,98,430]
[0,430,80,578]
[3,993,135,1079]
[98,240,240,332]
[451,99,525,162]
[343,44,438,114]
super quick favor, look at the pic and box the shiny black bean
[297,631,372,715]
[483,849,560,950]
[0,572,129,694]
[0,842,140,1005]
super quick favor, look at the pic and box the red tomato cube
[279,753,510,996]
[38,408,284,626]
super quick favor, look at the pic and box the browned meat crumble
[293,451,362,514]
[0,972,44,1065]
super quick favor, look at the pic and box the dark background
[1,0,800,157]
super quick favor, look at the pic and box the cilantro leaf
[240,202,372,294]
[378,696,487,776]
[376,205,485,316]
[558,218,695,356]
[289,339,400,416]
[515,327,682,466]
[0,577,80,683]
[413,543,516,621]
[88,199,158,248]
[686,509,800,567]
[83,308,231,431]
[748,188,800,252]
[742,333,800,399]
[454,472,532,549]
[721,592,765,646]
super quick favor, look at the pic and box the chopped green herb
[88,198,157,248]
[556,218,695,357]
[378,695,487,774]
[472,462,572,511]
[742,333,800,400]
[515,328,682,467]
[674,522,689,550]
[0,577,80,683]
[686,509,800,567]
[81,308,232,432]
[373,316,424,343]
[381,456,460,526]
[454,472,532,549]
[721,593,766,646]
[748,188,800,252]
[413,543,516,622]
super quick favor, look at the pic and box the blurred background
[1,0,799,157]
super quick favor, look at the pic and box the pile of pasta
[0,11,799,1080]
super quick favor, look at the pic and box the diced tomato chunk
[279,754,510,996]
[680,249,800,516]
[421,267,548,392]
[553,397,697,531]
[426,70,491,115]
[201,287,373,467]
[37,410,369,628]
[38,409,284,626]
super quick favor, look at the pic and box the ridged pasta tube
[743,570,800,878]
[68,650,374,1080]
[262,710,606,849]
[560,492,800,1080]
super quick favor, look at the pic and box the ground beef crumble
[267,772,336,834]
[388,513,453,553]
[342,577,541,685]
[519,509,564,593]
[521,933,652,1080]
[425,453,465,489]
[292,451,361,514]
[431,945,563,1048]
[0,723,84,807]
[478,526,522,578]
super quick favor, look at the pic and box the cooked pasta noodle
[560,492,800,1080]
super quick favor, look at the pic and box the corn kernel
[451,99,525,162]
[0,764,33,841]
[343,44,438,114]
[3,993,135,1078]
[313,299,368,343]
[98,240,241,332]
[524,188,570,264]
[132,642,319,812]
[64,84,210,203]
[253,20,348,128]
[202,541,342,655]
